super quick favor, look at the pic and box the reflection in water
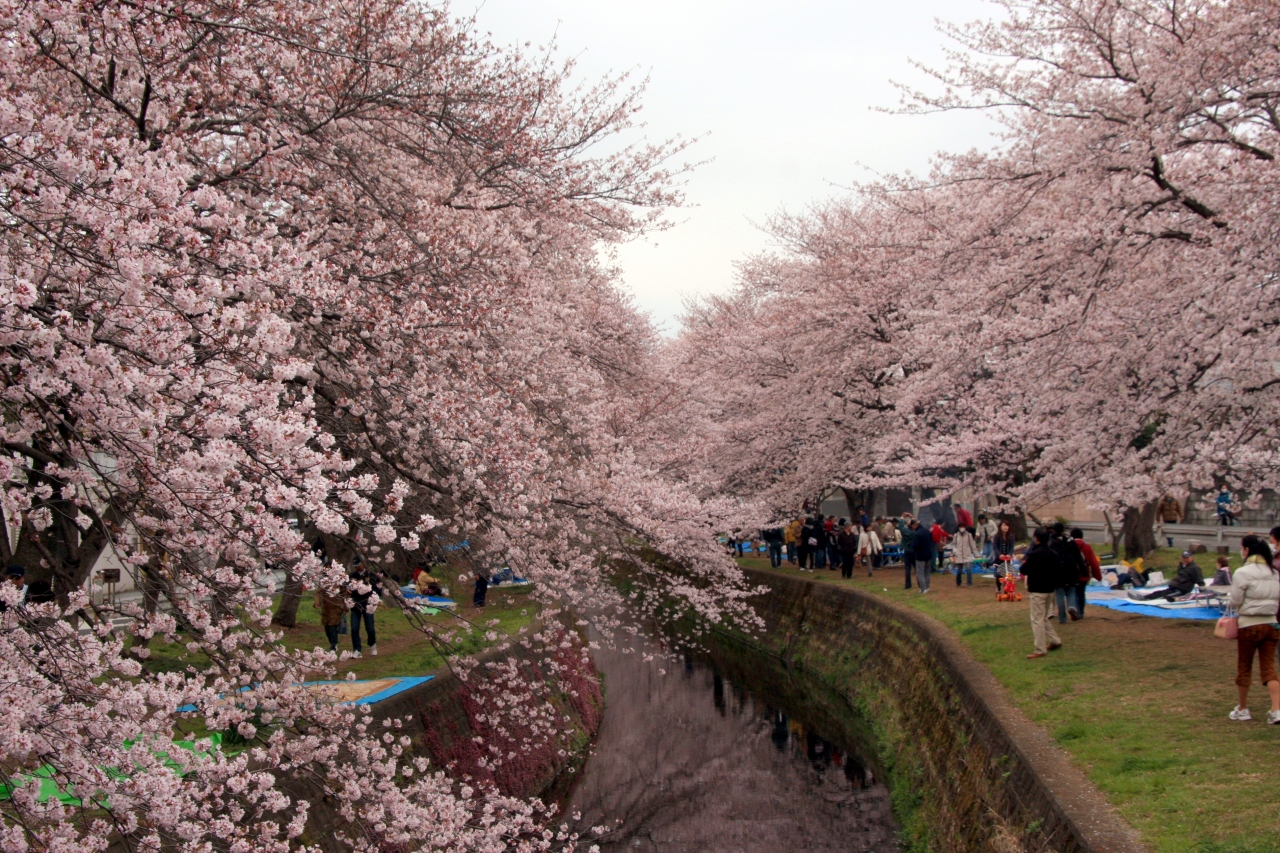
[567,639,900,852]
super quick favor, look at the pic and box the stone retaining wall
[732,569,1146,853]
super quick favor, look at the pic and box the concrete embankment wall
[731,569,1145,853]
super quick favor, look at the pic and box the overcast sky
[471,0,1001,332]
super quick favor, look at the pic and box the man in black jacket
[1022,528,1065,659]
[1049,522,1087,623]
[347,556,384,658]
[1130,551,1205,601]
[761,526,785,569]
[911,520,935,594]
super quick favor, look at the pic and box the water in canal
[566,636,900,852]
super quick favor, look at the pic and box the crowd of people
[753,508,1280,724]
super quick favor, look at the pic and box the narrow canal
[566,634,900,852]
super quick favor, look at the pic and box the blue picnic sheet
[1085,588,1222,621]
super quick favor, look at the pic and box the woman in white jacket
[950,526,980,587]
[857,525,881,577]
[1228,535,1280,723]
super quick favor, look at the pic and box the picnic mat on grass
[1085,588,1221,621]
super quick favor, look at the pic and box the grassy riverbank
[739,552,1279,853]
[135,584,537,682]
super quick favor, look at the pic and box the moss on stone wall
[709,569,1146,853]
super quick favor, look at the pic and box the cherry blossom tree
[0,1,749,850]
[669,0,1280,554]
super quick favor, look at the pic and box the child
[1211,555,1232,587]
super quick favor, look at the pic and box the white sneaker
[1229,706,1252,721]
[1268,710,1280,725]
[370,645,378,657]
[351,650,362,659]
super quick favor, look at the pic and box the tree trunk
[998,512,1028,542]
[272,565,304,628]
[1121,500,1159,560]
[1102,511,1121,558]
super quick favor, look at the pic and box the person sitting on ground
[415,565,443,597]
[1023,528,1064,659]
[1129,551,1205,601]
[1110,557,1149,589]
[1211,556,1233,587]
[950,525,979,587]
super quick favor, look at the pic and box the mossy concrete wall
[730,569,1146,853]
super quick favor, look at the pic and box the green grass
[135,585,538,688]
[742,551,1280,853]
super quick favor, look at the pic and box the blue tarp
[1085,590,1221,621]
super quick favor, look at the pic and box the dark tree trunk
[272,565,304,628]
[1103,511,1121,558]
[1121,500,1159,560]
[998,512,1029,542]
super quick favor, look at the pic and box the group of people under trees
[757,506,1280,724]
[310,538,494,660]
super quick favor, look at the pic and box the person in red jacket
[930,521,950,574]
[1070,527,1102,618]
[954,503,974,530]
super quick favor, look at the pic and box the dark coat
[910,526,935,560]
[1021,544,1063,594]
[1169,560,1205,593]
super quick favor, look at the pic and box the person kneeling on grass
[1228,535,1280,723]
[1128,551,1204,602]
[1023,528,1064,659]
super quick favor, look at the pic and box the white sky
[470,0,1001,332]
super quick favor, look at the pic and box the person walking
[1071,528,1102,617]
[315,583,347,653]
[1022,529,1064,659]
[911,520,935,593]
[1228,535,1280,723]
[1049,522,1086,623]
[837,524,858,580]
[347,557,383,658]
[798,517,815,570]
[950,525,979,586]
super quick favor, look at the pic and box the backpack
[1049,534,1087,585]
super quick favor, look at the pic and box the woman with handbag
[1227,535,1280,723]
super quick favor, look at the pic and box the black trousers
[840,551,856,579]
[905,558,915,588]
